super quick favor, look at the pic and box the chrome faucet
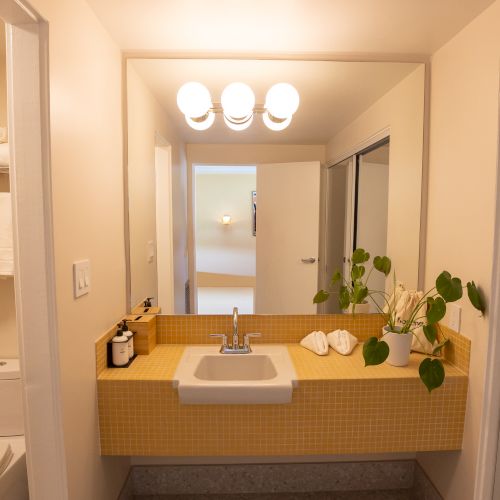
[209,306,261,353]
[232,306,239,350]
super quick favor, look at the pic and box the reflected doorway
[193,165,257,314]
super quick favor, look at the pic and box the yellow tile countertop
[97,343,466,382]
[97,316,470,456]
[97,343,468,456]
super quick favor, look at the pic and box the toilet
[0,359,28,500]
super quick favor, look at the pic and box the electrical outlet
[448,303,461,332]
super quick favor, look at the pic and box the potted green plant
[363,270,485,392]
[313,248,392,313]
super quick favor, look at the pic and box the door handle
[301,257,316,264]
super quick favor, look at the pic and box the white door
[256,161,320,314]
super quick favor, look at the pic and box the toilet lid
[0,442,13,476]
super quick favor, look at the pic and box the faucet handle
[243,332,261,348]
[209,333,228,345]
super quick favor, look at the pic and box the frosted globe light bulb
[185,111,215,131]
[177,82,212,118]
[265,83,300,119]
[262,111,292,131]
[221,82,255,120]
[223,113,253,131]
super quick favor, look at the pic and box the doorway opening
[0,2,67,498]
[193,165,256,314]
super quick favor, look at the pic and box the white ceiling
[130,59,419,144]
[89,0,494,144]
[87,0,494,56]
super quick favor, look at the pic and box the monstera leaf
[423,324,437,344]
[352,284,368,305]
[352,248,370,264]
[467,281,486,314]
[313,290,330,304]
[426,297,446,324]
[419,358,445,393]
[339,286,350,310]
[363,337,389,366]
[373,256,392,276]
[329,270,342,286]
[436,271,463,302]
[351,265,365,281]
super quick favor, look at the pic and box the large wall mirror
[125,58,425,315]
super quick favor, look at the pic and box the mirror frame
[121,52,430,314]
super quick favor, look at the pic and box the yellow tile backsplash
[96,314,470,457]
[155,313,386,345]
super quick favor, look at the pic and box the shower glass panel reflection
[324,139,390,313]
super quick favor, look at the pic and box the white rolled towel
[300,331,329,356]
[327,329,358,355]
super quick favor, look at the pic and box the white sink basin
[173,345,298,404]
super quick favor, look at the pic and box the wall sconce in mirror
[177,81,299,132]
[221,215,232,225]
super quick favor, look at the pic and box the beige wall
[326,66,425,290]
[195,171,256,277]
[417,2,500,498]
[29,0,129,498]
[127,62,188,312]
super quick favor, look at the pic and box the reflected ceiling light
[262,112,292,132]
[177,81,299,132]
[223,113,253,131]
[185,111,215,131]
[265,83,300,119]
[221,82,255,123]
[177,82,212,119]
[221,215,232,225]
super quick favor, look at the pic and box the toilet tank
[0,359,24,436]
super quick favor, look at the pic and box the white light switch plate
[73,259,91,298]
[448,303,461,332]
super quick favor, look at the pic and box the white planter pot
[382,327,412,367]
[345,301,371,314]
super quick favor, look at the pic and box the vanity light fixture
[221,215,232,225]
[177,81,299,132]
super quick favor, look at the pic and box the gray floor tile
[133,488,412,500]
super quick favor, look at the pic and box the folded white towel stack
[0,193,14,276]
[300,331,329,356]
[327,329,358,355]
[0,442,14,476]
